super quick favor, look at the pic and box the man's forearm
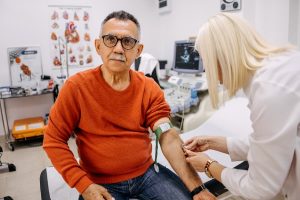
[160,129,202,191]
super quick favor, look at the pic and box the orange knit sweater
[43,67,170,193]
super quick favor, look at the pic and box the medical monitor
[172,40,203,74]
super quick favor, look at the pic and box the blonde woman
[183,13,300,200]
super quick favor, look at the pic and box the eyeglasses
[101,34,139,50]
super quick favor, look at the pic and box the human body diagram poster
[7,46,42,87]
[49,5,93,69]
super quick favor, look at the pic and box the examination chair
[0,145,16,200]
[132,53,162,88]
[40,97,251,200]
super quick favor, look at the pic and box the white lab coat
[221,50,300,200]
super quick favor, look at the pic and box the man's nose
[113,40,125,53]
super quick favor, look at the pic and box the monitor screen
[172,40,203,74]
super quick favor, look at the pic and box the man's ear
[135,44,144,59]
[94,39,101,55]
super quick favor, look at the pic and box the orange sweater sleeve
[145,79,171,130]
[43,80,93,193]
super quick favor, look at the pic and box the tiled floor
[0,136,78,200]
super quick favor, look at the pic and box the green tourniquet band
[154,122,173,164]
[154,131,162,164]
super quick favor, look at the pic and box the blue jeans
[79,163,191,200]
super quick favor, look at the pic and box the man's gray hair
[101,10,141,39]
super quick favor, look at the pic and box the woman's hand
[183,136,210,152]
[183,136,229,154]
[82,184,114,200]
[185,149,225,182]
[185,149,211,172]
[193,189,217,200]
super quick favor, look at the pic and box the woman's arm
[187,82,299,199]
[184,136,228,153]
[222,83,299,199]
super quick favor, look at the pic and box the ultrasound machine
[164,40,207,114]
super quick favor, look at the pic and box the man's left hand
[193,189,216,200]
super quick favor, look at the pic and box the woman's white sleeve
[221,82,299,200]
[227,137,249,161]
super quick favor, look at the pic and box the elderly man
[43,10,215,200]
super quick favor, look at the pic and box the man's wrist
[75,176,94,194]
[190,184,206,197]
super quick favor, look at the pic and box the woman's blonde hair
[195,13,292,108]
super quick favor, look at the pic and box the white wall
[289,0,298,45]
[0,0,159,136]
[289,0,300,48]
[250,0,290,45]
[157,0,292,69]
[298,1,300,48]
[298,0,300,48]
[0,0,159,86]
[156,0,220,69]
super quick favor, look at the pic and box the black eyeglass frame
[101,34,139,50]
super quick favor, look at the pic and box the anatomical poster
[49,5,93,69]
[7,46,43,87]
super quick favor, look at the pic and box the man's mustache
[109,54,126,62]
